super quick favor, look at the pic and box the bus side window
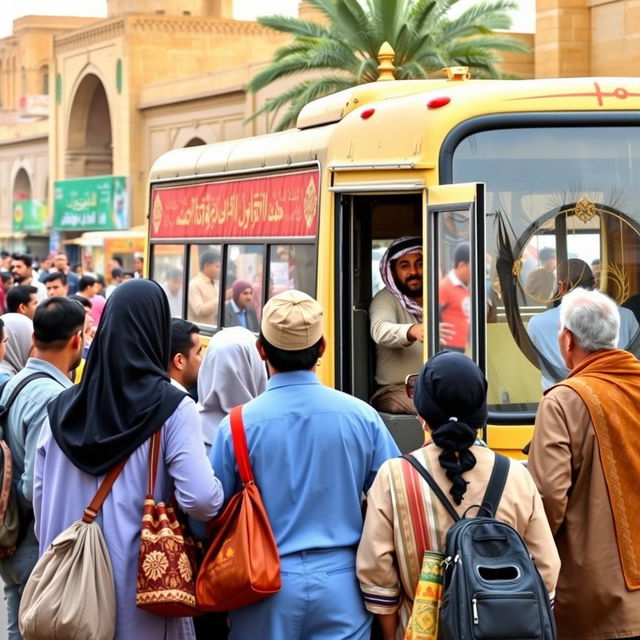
[150,244,185,318]
[187,244,222,328]
[436,211,472,355]
[268,244,316,299]
[223,245,265,330]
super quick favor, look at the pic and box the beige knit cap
[261,290,323,350]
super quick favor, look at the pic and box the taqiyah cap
[261,290,323,350]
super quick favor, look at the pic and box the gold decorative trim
[603,262,630,304]
[511,258,522,277]
[573,197,597,223]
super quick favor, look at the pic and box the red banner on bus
[150,170,319,239]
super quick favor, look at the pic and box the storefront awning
[68,226,147,247]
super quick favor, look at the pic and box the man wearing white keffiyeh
[369,237,426,414]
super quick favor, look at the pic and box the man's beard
[396,277,422,299]
[13,274,25,284]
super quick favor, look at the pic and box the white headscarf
[379,236,423,320]
[198,326,267,450]
[0,313,33,376]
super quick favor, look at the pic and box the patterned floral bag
[136,429,201,617]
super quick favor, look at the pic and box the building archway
[13,167,31,201]
[184,137,205,147]
[66,73,113,178]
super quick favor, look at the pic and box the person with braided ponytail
[356,351,559,640]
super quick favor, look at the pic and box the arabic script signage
[13,200,49,232]
[53,176,129,231]
[150,169,319,239]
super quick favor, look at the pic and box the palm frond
[263,75,356,131]
[256,15,330,39]
[248,0,531,128]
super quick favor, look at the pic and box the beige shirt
[529,385,640,640]
[357,444,559,635]
[187,271,219,326]
[369,287,424,385]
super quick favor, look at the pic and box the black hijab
[413,351,488,505]
[48,279,186,476]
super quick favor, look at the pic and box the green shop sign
[13,200,49,233]
[53,176,129,231]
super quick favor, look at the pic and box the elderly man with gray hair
[529,287,640,640]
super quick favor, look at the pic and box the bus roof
[149,76,640,181]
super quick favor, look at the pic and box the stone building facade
[0,0,632,263]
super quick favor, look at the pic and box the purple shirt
[34,397,223,639]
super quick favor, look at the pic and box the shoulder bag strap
[145,430,162,498]
[401,454,460,523]
[82,456,129,524]
[479,453,510,518]
[229,404,254,485]
[0,372,59,417]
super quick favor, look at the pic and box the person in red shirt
[439,242,471,352]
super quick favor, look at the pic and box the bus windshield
[451,125,640,414]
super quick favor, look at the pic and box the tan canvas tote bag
[19,457,127,640]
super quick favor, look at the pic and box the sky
[0,0,536,39]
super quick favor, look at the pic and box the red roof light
[427,96,451,109]
[360,108,375,119]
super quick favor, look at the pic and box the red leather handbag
[196,405,281,611]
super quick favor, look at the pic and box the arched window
[40,65,49,95]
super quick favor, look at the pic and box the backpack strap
[0,372,60,424]
[479,453,510,518]
[401,454,460,523]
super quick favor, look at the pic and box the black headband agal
[389,237,422,260]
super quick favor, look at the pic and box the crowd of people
[0,243,636,640]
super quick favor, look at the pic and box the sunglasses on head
[405,373,418,399]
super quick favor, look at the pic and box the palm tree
[248,0,530,131]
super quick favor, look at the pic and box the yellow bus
[147,71,640,456]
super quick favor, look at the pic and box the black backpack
[0,372,56,556]
[402,453,556,640]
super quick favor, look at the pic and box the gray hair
[559,287,619,352]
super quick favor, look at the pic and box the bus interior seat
[379,412,424,454]
[353,308,424,453]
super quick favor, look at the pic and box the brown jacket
[529,385,640,640]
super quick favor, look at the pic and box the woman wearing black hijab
[356,351,559,640]
[33,279,224,640]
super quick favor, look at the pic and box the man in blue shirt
[0,297,85,640]
[528,259,639,389]
[211,290,400,640]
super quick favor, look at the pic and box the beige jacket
[529,385,640,640]
[369,287,424,385]
[357,444,559,636]
[187,271,219,326]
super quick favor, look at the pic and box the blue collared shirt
[211,370,400,556]
[1,358,71,510]
[230,299,248,328]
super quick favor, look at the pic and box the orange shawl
[555,349,640,590]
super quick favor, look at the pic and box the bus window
[223,244,265,329]
[150,244,185,318]
[269,244,316,299]
[436,210,472,356]
[187,244,222,328]
[452,124,640,415]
